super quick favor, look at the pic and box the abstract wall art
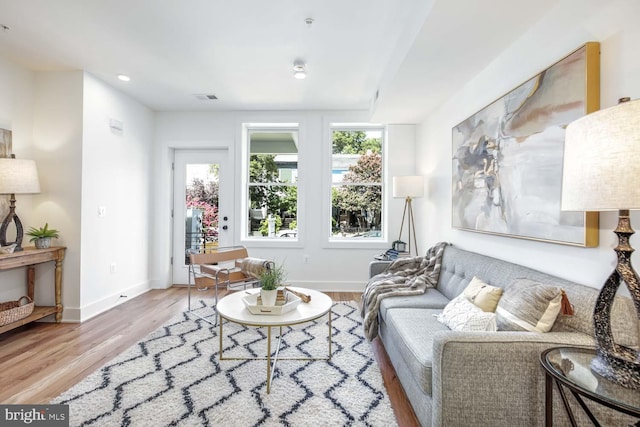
[452,43,600,247]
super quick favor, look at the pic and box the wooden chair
[186,245,273,325]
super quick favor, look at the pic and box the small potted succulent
[259,263,286,306]
[26,223,60,249]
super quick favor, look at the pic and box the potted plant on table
[26,223,60,249]
[259,263,286,306]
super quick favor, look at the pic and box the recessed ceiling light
[293,62,306,79]
[117,74,131,82]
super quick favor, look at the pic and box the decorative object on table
[0,155,41,251]
[283,286,311,303]
[259,262,286,306]
[243,289,302,315]
[561,97,640,390]
[452,42,600,247]
[392,240,406,252]
[392,175,424,256]
[26,223,60,249]
[0,296,34,327]
[0,243,16,254]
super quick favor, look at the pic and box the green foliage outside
[332,130,381,154]
[258,214,283,236]
[332,130,383,233]
[249,154,297,220]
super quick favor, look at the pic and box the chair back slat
[189,246,248,265]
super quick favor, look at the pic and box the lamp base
[591,209,640,390]
[0,194,24,251]
[591,351,640,390]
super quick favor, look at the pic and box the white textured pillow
[436,295,497,332]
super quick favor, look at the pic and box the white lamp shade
[562,99,640,211]
[0,158,41,194]
[392,175,424,199]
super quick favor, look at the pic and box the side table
[0,246,65,333]
[540,346,640,426]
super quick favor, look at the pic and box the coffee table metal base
[219,311,332,394]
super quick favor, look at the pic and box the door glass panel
[184,163,219,263]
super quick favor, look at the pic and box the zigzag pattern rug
[53,300,397,427]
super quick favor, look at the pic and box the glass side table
[540,346,640,427]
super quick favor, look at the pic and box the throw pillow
[436,295,497,332]
[463,276,503,312]
[495,278,563,333]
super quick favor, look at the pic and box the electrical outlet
[110,262,116,274]
[98,206,107,217]
[303,254,310,264]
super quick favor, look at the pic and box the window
[245,126,299,239]
[330,127,384,240]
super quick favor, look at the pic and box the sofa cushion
[496,278,563,332]
[436,295,497,331]
[463,276,503,312]
[379,288,450,324]
[384,308,449,396]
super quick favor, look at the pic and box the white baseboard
[62,281,152,323]
[286,280,366,293]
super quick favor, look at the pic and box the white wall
[416,0,640,288]
[78,73,154,320]
[31,71,84,312]
[152,111,415,291]
[0,55,37,303]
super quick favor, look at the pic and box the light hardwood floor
[0,287,419,426]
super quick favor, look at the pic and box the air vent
[194,94,218,100]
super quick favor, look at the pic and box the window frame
[323,123,389,249]
[240,122,302,247]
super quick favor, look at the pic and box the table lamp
[392,175,423,256]
[561,97,640,389]
[0,156,41,251]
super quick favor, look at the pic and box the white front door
[172,149,233,285]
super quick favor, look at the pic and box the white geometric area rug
[53,300,397,427]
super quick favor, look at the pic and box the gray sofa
[369,245,639,426]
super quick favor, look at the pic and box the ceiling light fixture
[293,62,306,80]
[117,74,131,82]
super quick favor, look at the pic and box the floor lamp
[393,176,423,256]
[561,97,640,390]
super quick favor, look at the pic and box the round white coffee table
[216,286,333,393]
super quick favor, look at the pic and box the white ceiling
[0,0,559,123]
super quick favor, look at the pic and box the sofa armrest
[431,331,596,427]
[369,260,391,278]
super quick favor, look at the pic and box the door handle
[222,225,228,230]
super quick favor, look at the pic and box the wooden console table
[0,246,65,334]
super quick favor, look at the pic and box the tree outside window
[331,129,383,238]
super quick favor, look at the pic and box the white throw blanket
[361,241,449,340]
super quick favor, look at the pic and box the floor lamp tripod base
[397,197,418,257]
